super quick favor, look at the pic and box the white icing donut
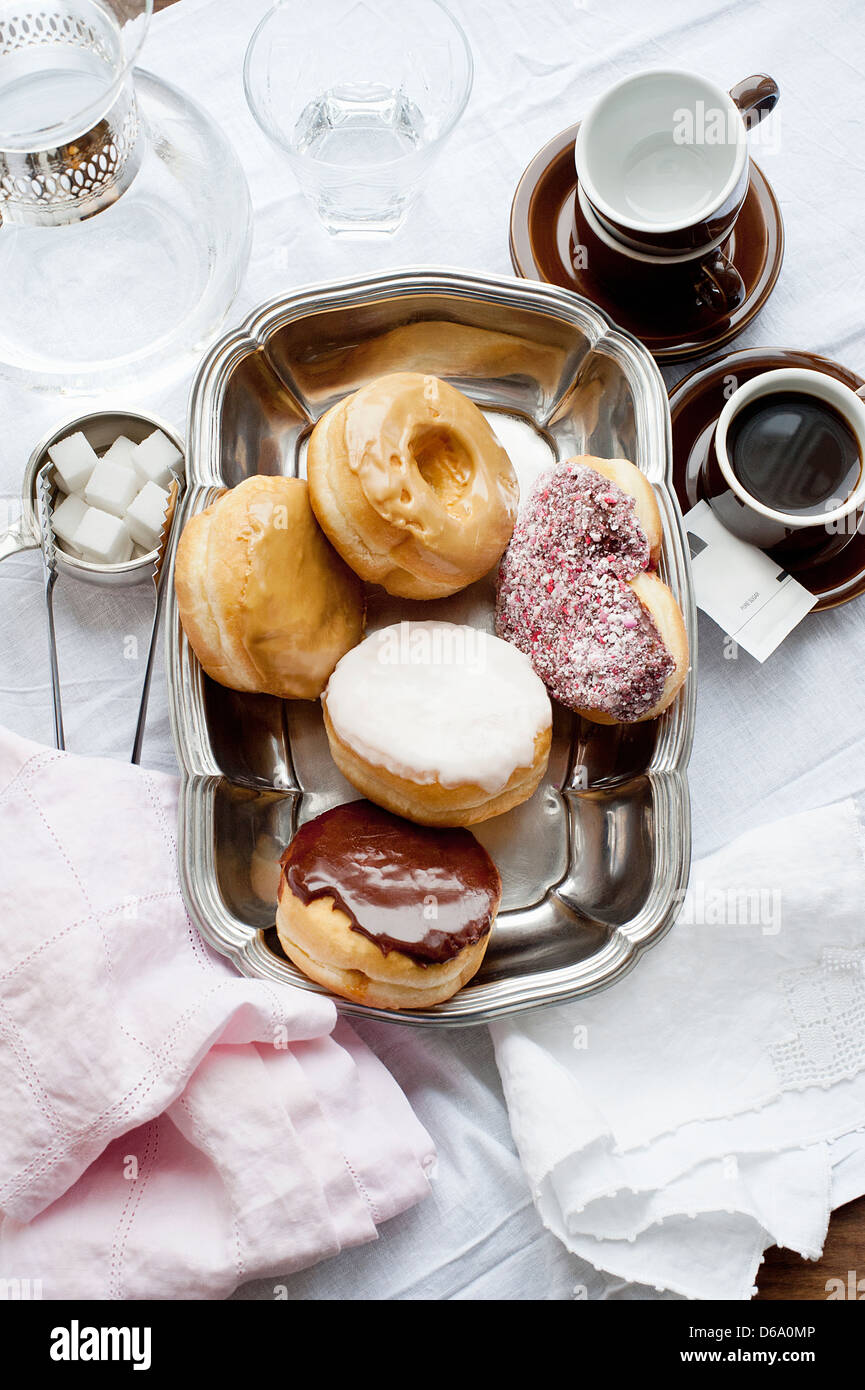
[323,621,552,795]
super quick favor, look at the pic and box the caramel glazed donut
[276,800,502,1010]
[495,456,688,723]
[322,620,553,826]
[306,371,519,599]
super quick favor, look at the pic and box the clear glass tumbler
[243,0,473,235]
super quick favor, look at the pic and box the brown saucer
[669,348,865,612]
[509,122,784,363]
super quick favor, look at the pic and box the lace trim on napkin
[771,947,865,1090]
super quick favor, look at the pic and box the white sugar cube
[125,480,169,550]
[73,506,133,565]
[102,435,137,469]
[51,492,89,553]
[131,430,183,489]
[47,431,99,494]
[84,457,140,518]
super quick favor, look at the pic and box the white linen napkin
[491,799,865,1300]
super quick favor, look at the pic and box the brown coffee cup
[575,182,746,315]
[575,69,779,258]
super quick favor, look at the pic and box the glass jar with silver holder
[0,0,252,393]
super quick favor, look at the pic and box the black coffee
[727,390,861,516]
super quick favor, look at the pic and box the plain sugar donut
[174,476,365,700]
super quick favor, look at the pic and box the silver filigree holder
[0,8,143,228]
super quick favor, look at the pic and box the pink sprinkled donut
[495,457,688,724]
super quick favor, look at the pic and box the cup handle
[729,74,780,131]
[692,248,747,315]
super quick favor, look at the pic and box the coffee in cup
[704,368,865,564]
[726,392,861,517]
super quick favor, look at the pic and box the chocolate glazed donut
[276,800,502,1011]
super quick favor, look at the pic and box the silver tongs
[131,475,181,765]
[35,464,65,750]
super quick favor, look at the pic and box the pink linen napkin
[0,727,434,1299]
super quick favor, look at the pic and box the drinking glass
[243,0,473,235]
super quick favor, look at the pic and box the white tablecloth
[2,0,864,1299]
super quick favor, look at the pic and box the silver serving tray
[165,268,696,1025]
